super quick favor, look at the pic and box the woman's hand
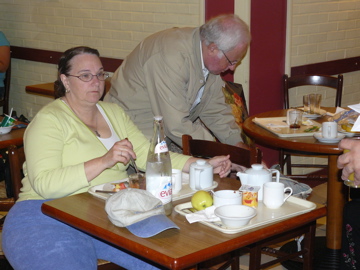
[101,139,136,168]
[84,139,136,182]
[182,155,231,178]
[207,155,232,178]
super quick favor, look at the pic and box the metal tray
[174,196,316,234]
[253,117,321,137]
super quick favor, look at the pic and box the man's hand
[337,138,360,185]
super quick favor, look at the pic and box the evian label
[155,141,169,154]
[147,176,172,204]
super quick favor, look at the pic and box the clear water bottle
[146,116,173,215]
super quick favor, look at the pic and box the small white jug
[189,159,213,190]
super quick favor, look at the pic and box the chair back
[182,134,262,168]
[0,145,24,211]
[283,74,343,109]
[0,59,11,115]
[8,144,24,201]
[222,81,253,146]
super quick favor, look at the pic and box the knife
[95,190,117,194]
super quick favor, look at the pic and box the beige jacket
[105,27,241,147]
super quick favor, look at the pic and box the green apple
[191,190,213,211]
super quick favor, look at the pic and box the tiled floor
[238,182,328,270]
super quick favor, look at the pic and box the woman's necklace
[62,98,101,137]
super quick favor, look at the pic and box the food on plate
[112,182,128,192]
[191,190,213,211]
[304,126,320,132]
[341,123,355,132]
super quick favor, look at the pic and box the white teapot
[236,164,280,201]
[189,159,213,190]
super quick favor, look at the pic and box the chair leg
[248,243,262,270]
[285,154,292,175]
[302,222,316,270]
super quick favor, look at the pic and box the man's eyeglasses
[221,50,237,66]
[67,72,110,82]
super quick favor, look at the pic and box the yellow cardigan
[19,99,190,201]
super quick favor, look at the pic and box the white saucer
[303,109,326,119]
[337,126,360,137]
[313,132,346,143]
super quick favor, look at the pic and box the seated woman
[2,46,231,270]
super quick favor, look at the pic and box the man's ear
[208,43,219,55]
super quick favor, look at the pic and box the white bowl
[0,125,14,135]
[214,204,257,228]
[213,190,242,207]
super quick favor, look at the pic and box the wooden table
[42,177,326,269]
[242,109,345,268]
[25,82,55,98]
[26,79,111,99]
[0,121,26,149]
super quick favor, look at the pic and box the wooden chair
[0,145,123,270]
[279,74,343,181]
[183,134,262,269]
[182,134,261,167]
[0,58,11,115]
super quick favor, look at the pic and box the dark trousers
[342,199,360,269]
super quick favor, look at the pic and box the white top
[97,104,120,150]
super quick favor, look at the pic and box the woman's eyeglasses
[67,72,110,82]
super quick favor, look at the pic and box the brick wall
[289,0,360,108]
[0,0,202,118]
[289,0,360,174]
[0,0,359,123]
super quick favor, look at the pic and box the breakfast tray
[253,117,321,138]
[88,175,218,201]
[174,196,316,234]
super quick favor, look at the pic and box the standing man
[105,14,251,150]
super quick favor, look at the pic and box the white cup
[263,182,293,209]
[212,190,242,207]
[172,169,182,194]
[322,122,337,139]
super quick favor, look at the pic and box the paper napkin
[326,107,346,117]
[185,205,220,224]
[348,104,360,132]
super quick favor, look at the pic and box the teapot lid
[191,159,212,168]
[246,164,269,175]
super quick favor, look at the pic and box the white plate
[88,178,129,200]
[337,126,360,137]
[88,177,218,201]
[313,132,345,143]
[302,109,327,119]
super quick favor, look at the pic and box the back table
[242,108,347,269]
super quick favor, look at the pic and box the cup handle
[284,187,293,202]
